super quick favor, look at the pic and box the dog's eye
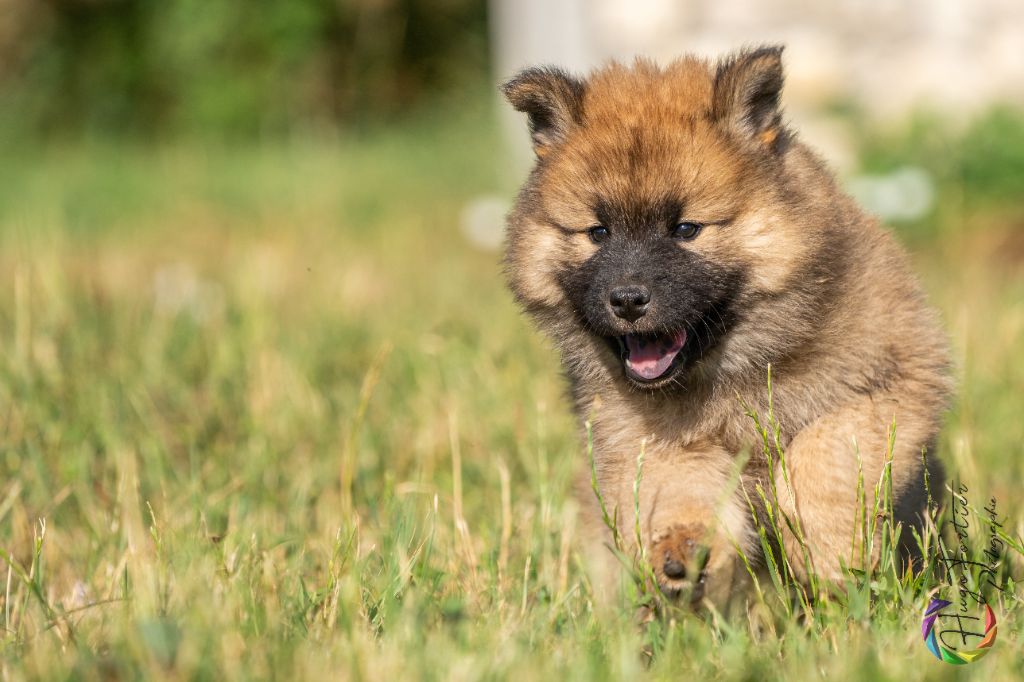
[588,225,610,243]
[672,221,703,240]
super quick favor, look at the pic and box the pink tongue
[624,331,686,380]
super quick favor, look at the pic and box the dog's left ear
[501,67,585,157]
[712,46,787,151]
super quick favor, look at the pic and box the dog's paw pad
[651,523,711,598]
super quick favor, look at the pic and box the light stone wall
[490,0,1024,173]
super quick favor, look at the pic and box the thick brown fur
[501,47,952,606]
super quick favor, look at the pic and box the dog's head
[503,47,838,391]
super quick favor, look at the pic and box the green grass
[1,112,1023,680]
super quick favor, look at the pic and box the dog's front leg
[581,440,756,610]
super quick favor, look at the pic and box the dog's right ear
[501,67,585,157]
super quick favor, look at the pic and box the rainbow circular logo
[922,598,998,664]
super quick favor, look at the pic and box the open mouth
[613,330,687,384]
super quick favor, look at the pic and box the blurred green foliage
[857,107,1024,236]
[0,0,488,138]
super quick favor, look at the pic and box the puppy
[501,47,951,606]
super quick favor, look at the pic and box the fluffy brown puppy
[501,46,951,606]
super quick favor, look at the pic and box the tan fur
[502,49,952,608]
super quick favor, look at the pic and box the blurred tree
[0,0,488,138]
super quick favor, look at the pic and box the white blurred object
[460,195,510,252]
[153,262,225,323]
[846,167,936,222]
[590,0,688,54]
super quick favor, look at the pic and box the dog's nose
[663,555,687,580]
[609,285,650,322]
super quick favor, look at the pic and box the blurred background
[1,2,1023,677]
[1,0,1020,237]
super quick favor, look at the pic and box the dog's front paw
[650,523,711,603]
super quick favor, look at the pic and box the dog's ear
[712,46,787,151]
[501,67,585,157]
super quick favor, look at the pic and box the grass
[1,109,1024,680]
